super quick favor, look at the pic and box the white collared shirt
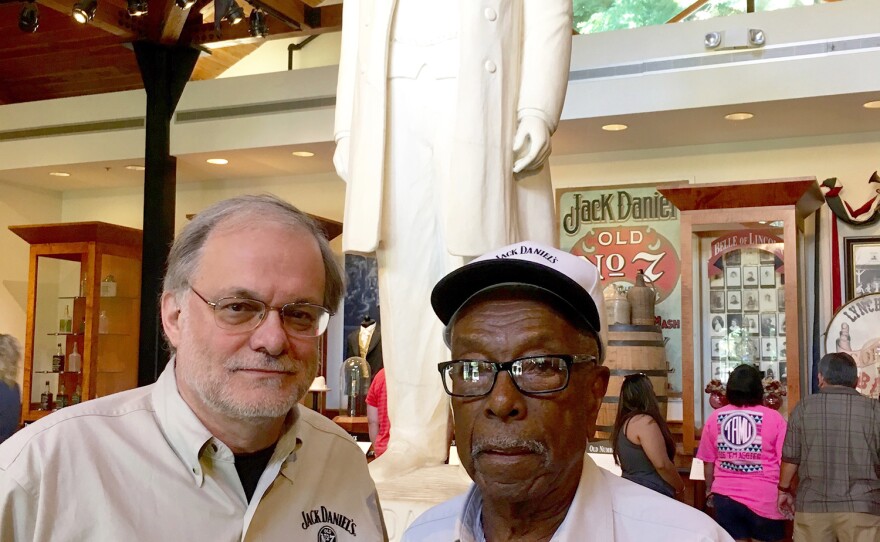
[402,453,734,542]
[0,362,386,542]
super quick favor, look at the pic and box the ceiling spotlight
[864,100,880,109]
[249,8,268,38]
[19,0,39,33]
[49,172,71,177]
[602,124,628,132]
[704,31,722,49]
[125,165,146,171]
[206,158,228,165]
[725,112,754,121]
[127,0,148,16]
[175,0,196,9]
[748,29,766,47]
[225,1,244,25]
[72,0,97,24]
[291,151,315,158]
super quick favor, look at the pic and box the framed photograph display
[725,267,741,287]
[727,290,742,311]
[760,313,777,336]
[710,291,725,313]
[743,290,759,312]
[844,237,880,300]
[710,315,726,335]
[760,289,777,312]
[743,314,759,335]
[759,265,776,287]
[662,177,824,453]
[743,266,759,287]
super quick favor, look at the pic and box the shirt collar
[152,359,214,485]
[457,452,615,541]
[820,385,861,396]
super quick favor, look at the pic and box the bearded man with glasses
[402,241,731,542]
[0,194,387,542]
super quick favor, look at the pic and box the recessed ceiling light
[49,172,70,177]
[602,124,628,131]
[291,151,315,158]
[206,158,229,165]
[864,100,880,109]
[125,165,146,171]
[725,112,754,121]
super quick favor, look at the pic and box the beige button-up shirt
[0,362,387,541]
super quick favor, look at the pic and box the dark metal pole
[134,42,200,386]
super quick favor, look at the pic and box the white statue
[334,0,572,478]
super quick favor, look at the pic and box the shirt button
[192,467,200,475]
[484,8,497,21]
[210,444,218,452]
[484,60,497,73]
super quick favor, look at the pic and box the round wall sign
[824,293,880,398]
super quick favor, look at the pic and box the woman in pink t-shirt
[697,364,787,542]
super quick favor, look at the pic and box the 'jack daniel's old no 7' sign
[557,183,684,390]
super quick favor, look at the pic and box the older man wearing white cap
[403,242,732,542]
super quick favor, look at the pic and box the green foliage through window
[573,0,820,35]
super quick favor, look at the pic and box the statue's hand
[333,135,351,183]
[512,116,551,174]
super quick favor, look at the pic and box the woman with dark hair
[611,373,684,498]
[697,364,788,542]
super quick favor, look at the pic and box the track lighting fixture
[225,1,244,25]
[72,0,97,24]
[19,0,39,33]
[127,0,148,16]
[249,8,268,38]
[175,0,195,9]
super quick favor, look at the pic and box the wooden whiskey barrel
[595,324,668,439]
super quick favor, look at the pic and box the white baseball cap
[431,241,606,362]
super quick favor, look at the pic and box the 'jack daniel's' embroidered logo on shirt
[302,506,357,536]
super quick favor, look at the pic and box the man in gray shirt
[778,352,880,541]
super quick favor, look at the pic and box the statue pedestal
[375,464,472,542]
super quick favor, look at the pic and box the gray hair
[163,193,344,309]
[818,352,858,387]
[0,335,22,387]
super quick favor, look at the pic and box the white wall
[218,33,343,79]
[0,183,63,384]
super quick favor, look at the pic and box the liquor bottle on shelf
[52,343,65,373]
[60,305,72,333]
[56,382,69,409]
[71,384,82,405]
[40,380,53,410]
[68,343,82,373]
[99,310,109,334]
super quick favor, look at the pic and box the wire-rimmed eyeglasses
[189,287,331,337]
[437,354,598,398]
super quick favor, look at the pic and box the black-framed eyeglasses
[189,287,331,337]
[437,354,598,398]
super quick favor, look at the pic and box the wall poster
[557,183,684,391]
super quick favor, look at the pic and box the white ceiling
[1,90,878,192]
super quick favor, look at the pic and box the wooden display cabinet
[10,222,142,423]
[658,178,824,454]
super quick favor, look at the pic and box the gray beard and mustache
[181,350,316,421]
[471,435,551,467]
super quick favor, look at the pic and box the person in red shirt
[366,368,390,459]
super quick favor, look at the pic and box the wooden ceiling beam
[251,0,305,29]
[192,3,340,48]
